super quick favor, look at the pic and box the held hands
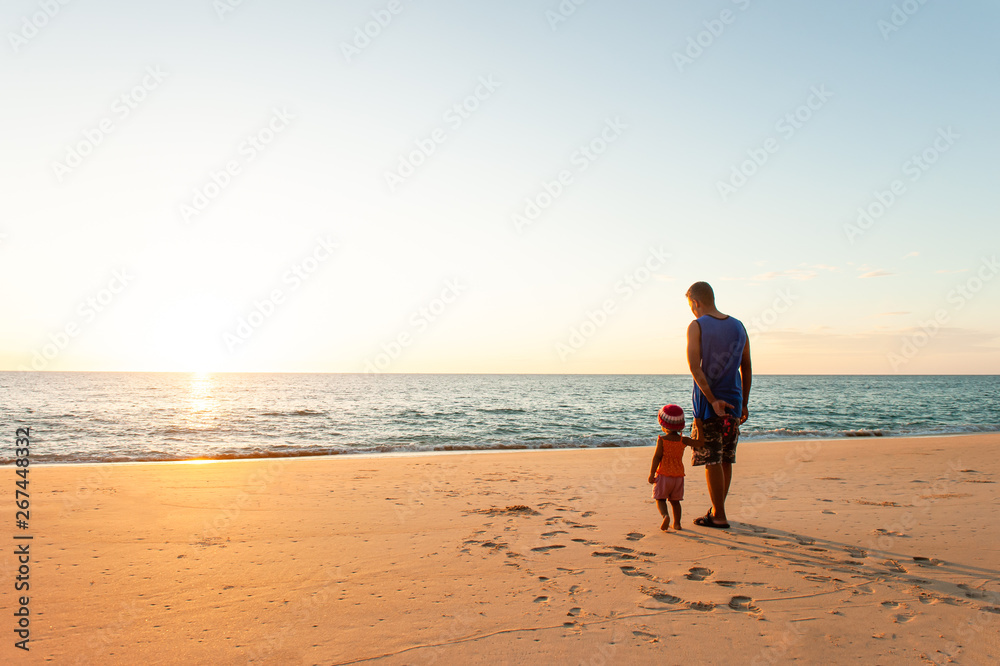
[741,405,749,424]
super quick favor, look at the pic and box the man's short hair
[686,281,715,306]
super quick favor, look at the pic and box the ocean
[2,373,998,465]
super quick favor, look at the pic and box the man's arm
[740,336,752,424]
[687,321,733,417]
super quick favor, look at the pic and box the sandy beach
[7,433,999,664]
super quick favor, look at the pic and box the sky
[1,0,998,374]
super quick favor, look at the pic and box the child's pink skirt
[652,475,684,501]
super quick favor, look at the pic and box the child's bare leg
[656,499,670,531]
[670,500,682,530]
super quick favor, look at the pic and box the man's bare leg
[722,462,733,500]
[705,463,729,525]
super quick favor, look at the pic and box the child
[648,404,703,532]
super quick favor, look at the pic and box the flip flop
[693,515,730,529]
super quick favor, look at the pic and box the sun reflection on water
[185,372,218,428]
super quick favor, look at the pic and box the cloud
[858,270,893,278]
[903,252,919,259]
[751,269,818,281]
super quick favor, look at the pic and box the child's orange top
[656,436,687,477]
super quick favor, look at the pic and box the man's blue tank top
[692,314,747,421]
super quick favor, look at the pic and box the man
[685,281,751,529]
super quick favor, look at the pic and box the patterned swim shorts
[691,415,739,466]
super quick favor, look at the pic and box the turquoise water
[2,373,998,464]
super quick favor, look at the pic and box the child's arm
[682,433,706,449]
[648,437,663,484]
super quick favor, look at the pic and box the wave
[5,424,997,466]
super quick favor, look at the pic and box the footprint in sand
[894,612,916,623]
[913,556,943,566]
[567,607,581,616]
[822,510,836,514]
[728,595,760,612]
[626,532,645,541]
[592,551,638,561]
[531,545,567,553]
[846,547,868,559]
[632,630,659,642]
[639,585,681,604]
[619,566,655,580]
[796,538,816,545]
[714,580,738,587]
[881,601,901,608]
[958,584,987,599]
[541,530,568,537]
[687,601,716,612]
[685,567,713,581]
[883,559,908,573]
[533,596,549,603]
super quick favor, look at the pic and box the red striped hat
[658,404,685,431]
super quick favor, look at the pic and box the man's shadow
[675,521,1000,609]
